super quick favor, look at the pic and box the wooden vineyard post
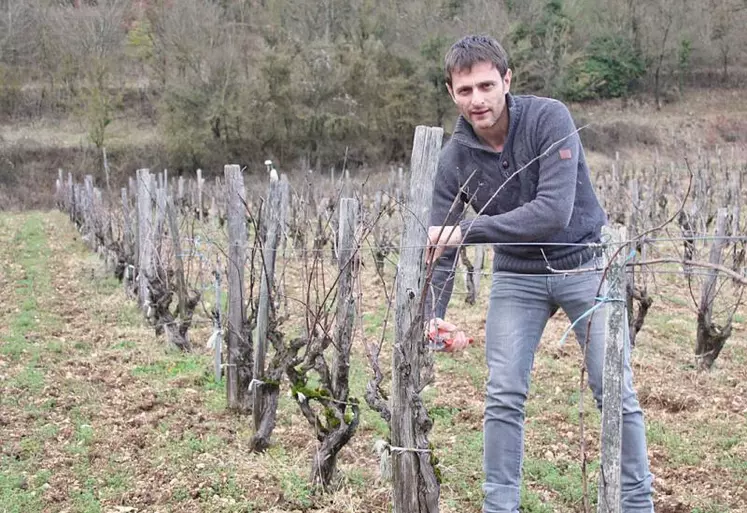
[598,225,628,513]
[253,175,288,431]
[166,198,189,333]
[155,177,167,254]
[129,176,138,258]
[209,195,218,227]
[391,126,443,513]
[189,178,196,215]
[121,188,133,260]
[215,176,225,226]
[332,196,359,403]
[83,175,95,250]
[102,146,112,197]
[121,187,136,298]
[213,260,223,382]
[728,170,743,275]
[224,164,251,412]
[136,169,155,316]
[197,168,204,222]
[627,179,640,346]
[177,176,185,210]
[56,169,64,209]
[67,173,74,223]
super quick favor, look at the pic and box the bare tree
[641,0,690,109]
[706,0,747,81]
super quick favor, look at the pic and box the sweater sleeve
[459,101,580,244]
[426,152,465,320]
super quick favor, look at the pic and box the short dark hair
[444,35,509,86]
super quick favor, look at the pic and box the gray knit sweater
[428,93,607,319]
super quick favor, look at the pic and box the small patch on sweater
[559,148,572,160]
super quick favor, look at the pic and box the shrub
[563,36,647,101]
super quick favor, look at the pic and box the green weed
[132,353,212,385]
[523,458,599,508]
[647,421,703,466]
[110,339,137,350]
[0,466,44,513]
[279,470,314,509]
[8,365,45,393]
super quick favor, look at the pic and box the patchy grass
[0,210,746,513]
[0,215,54,362]
[0,213,57,512]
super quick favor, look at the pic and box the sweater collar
[451,93,522,153]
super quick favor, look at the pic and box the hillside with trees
[1,0,746,207]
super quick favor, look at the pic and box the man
[426,35,654,512]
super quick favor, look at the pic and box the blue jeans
[483,258,654,512]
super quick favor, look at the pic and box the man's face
[447,61,511,133]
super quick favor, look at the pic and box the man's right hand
[426,225,463,263]
[427,318,473,352]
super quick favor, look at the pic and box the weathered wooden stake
[71,184,81,227]
[128,176,136,200]
[177,176,185,207]
[197,168,204,222]
[224,164,251,412]
[253,175,288,429]
[626,179,652,348]
[167,198,189,327]
[67,173,74,222]
[56,169,64,208]
[136,169,154,314]
[93,188,108,256]
[209,195,218,227]
[213,260,223,382]
[215,176,224,223]
[598,225,628,513]
[102,147,111,198]
[189,178,196,214]
[121,187,136,298]
[84,175,95,249]
[155,180,167,253]
[371,190,393,278]
[728,167,743,274]
[121,188,132,259]
[391,126,442,513]
[332,198,359,401]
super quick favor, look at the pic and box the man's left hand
[427,225,463,262]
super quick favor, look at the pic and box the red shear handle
[427,318,474,352]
